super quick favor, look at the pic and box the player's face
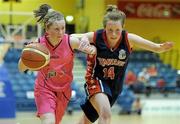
[46,20,66,40]
[105,20,122,43]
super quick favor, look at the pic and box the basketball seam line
[22,47,50,60]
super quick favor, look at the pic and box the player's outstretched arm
[70,35,96,55]
[128,33,174,53]
[70,32,94,43]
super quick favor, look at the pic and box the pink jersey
[35,34,74,91]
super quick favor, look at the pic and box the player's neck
[108,40,118,49]
[48,37,61,46]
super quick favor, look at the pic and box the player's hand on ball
[19,43,50,72]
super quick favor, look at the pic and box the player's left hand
[160,42,174,51]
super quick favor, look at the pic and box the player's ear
[18,59,28,72]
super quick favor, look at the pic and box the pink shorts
[34,82,71,123]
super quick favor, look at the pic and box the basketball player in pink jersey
[18,4,96,124]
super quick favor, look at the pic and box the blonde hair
[33,4,64,29]
[103,5,126,28]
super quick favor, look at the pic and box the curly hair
[33,4,64,28]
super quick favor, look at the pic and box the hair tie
[48,9,55,13]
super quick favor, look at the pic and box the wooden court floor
[0,111,180,124]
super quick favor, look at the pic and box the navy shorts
[80,79,123,123]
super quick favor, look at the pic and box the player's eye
[55,28,60,31]
[107,29,113,33]
[116,29,121,34]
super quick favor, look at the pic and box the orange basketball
[21,42,50,70]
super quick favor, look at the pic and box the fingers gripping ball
[21,43,50,70]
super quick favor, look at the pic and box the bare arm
[70,32,94,41]
[70,33,96,54]
[128,33,174,53]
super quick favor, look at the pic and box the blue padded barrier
[0,79,16,118]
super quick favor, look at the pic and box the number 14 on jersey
[103,67,115,80]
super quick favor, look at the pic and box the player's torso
[46,35,74,73]
[36,34,74,91]
[94,29,131,81]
